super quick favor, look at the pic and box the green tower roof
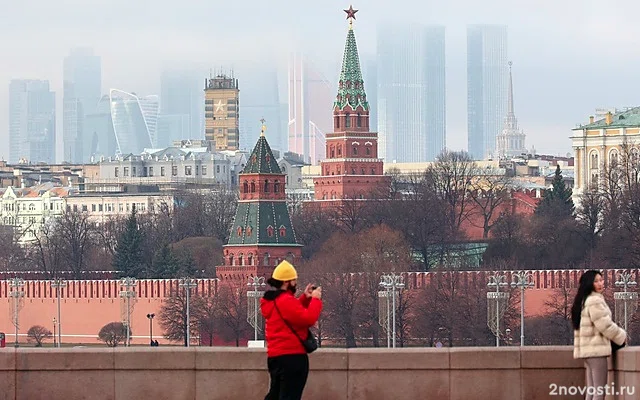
[334,27,369,112]
[226,202,300,247]
[242,134,282,174]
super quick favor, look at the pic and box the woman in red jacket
[260,260,322,400]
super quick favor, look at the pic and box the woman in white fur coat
[571,270,627,400]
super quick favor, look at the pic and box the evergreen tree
[151,245,180,278]
[113,208,145,278]
[535,165,575,219]
[178,250,199,278]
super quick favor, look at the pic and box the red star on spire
[344,5,358,21]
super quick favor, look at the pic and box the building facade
[0,184,68,243]
[571,107,640,194]
[65,191,173,224]
[96,145,237,190]
[377,24,446,162]
[9,80,56,164]
[467,25,508,160]
[313,12,391,203]
[204,74,240,151]
[495,62,526,159]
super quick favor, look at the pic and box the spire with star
[333,5,369,112]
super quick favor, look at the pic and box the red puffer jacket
[260,289,322,358]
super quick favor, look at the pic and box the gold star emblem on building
[215,100,225,112]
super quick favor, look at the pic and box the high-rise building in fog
[287,53,334,165]
[84,95,116,159]
[204,74,240,151]
[236,64,283,152]
[467,25,508,160]
[362,57,378,133]
[63,48,101,163]
[159,70,203,146]
[377,24,446,163]
[9,80,56,164]
[109,89,154,155]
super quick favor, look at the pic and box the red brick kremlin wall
[0,269,631,345]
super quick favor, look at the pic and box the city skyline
[2,1,639,162]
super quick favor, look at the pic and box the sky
[2,0,640,161]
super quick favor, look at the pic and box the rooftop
[575,106,640,129]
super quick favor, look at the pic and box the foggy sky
[2,0,639,161]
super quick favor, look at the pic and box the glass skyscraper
[377,24,446,163]
[109,89,155,155]
[467,25,508,160]
[159,70,203,146]
[9,80,56,164]
[63,48,101,163]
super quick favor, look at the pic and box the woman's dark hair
[571,270,602,330]
[267,278,284,289]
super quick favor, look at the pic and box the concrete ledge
[1,346,638,399]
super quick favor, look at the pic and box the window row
[241,180,282,194]
[115,165,225,178]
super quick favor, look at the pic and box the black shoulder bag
[273,298,318,353]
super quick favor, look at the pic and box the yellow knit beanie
[272,260,297,281]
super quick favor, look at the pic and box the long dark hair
[571,270,602,330]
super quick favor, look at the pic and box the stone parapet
[0,346,637,399]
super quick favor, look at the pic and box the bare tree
[98,322,130,347]
[425,150,478,236]
[541,273,575,344]
[469,173,512,238]
[54,211,97,278]
[158,291,204,346]
[28,220,64,278]
[27,325,52,347]
[215,283,250,346]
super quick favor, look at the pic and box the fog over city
[1,0,639,160]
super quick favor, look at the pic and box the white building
[0,183,68,243]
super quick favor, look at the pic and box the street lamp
[614,271,638,332]
[487,272,509,347]
[179,278,197,347]
[52,317,57,347]
[511,271,534,346]
[119,277,137,347]
[379,273,405,348]
[146,313,155,346]
[8,278,25,347]
[247,277,266,341]
[51,278,67,347]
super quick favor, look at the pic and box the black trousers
[265,354,309,400]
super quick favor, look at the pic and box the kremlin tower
[216,121,302,280]
[313,6,391,204]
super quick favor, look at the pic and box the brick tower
[313,6,390,204]
[216,122,302,280]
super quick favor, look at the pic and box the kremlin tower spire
[313,6,391,203]
[496,61,526,159]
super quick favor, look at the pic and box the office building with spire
[313,6,391,204]
[495,62,526,159]
[467,25,508,160]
